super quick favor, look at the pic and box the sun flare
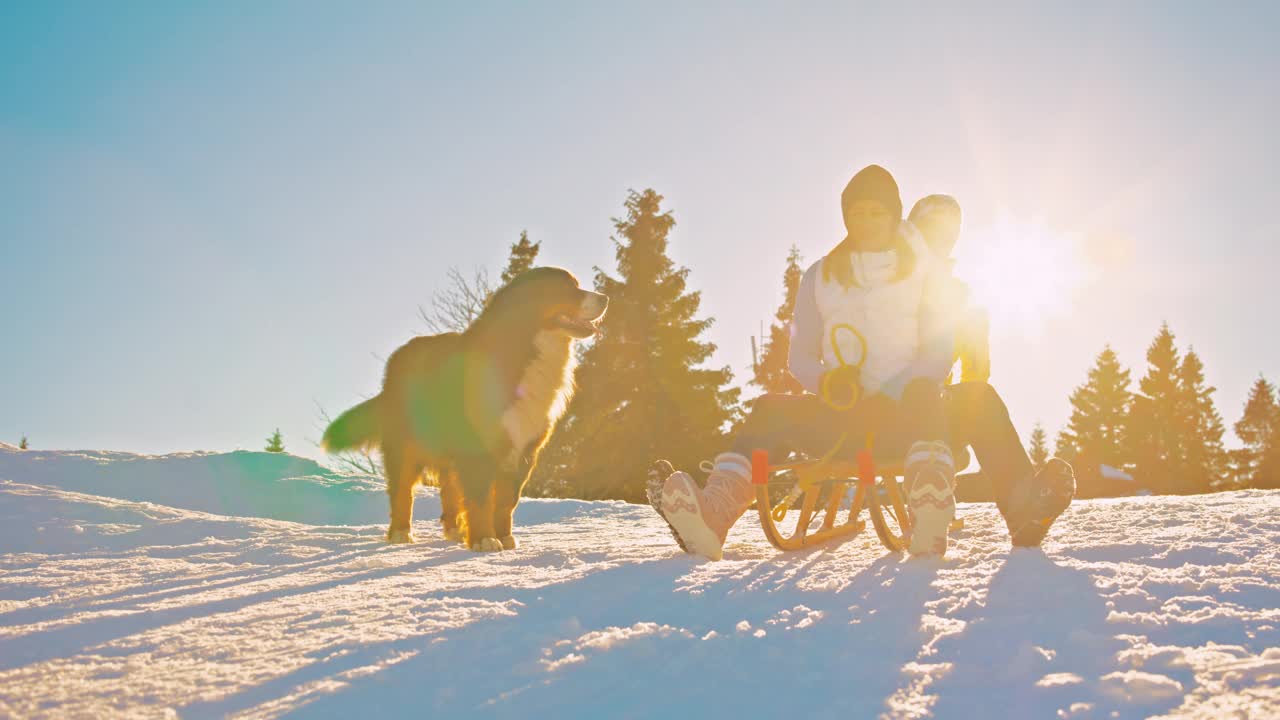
[952,216,1089,337]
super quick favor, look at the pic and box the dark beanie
[841,165,902,230]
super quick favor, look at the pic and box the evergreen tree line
[402,188,1274,502]
[1052,326,1280,496]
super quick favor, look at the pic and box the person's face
[915,213,961,258]
[845,199,895,251]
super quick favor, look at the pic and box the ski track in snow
[0,445,1277,719]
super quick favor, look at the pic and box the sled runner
[750,438,969,552]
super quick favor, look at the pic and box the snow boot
[1004,457,1076,547]
[646,459,688,553]
[659,452,754,561]
[904,440,957,557]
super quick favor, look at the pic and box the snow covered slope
[0,444,1276,719]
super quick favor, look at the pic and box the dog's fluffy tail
[322,396,382,453]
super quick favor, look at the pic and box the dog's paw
[385,527,416,544]
[500,534,518,550]
[470,537,503,552]
[441,526,465,543]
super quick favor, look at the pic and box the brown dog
[323,267,607,551]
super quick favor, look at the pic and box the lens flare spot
[953,215,1090,338]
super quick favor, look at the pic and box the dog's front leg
[438,468,466,543]
[493,457,534,550]
[457,457,502,552]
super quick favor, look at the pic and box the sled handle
[856,433,877,488]
[752,449,770,485]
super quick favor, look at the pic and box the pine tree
[530,189,740,501]
[1261,418,1280,490]
[499,230,541,286]
[1057,345,1132,497]
[1054,429,1077,464]
[1225,449,1253,490]
[1234,375,1280,488]
[265,429,285,453]
[1127,324,1182,492]
[1028,422,1049,474]
[18,435,28,450]
[751,245,805,394]
[1173,348,1227,493]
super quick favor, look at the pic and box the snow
[1,445,1277,719]
[1101,464,1136,483]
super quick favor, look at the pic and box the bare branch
[419,266,493,334]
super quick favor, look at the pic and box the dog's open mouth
[553,313,601,337]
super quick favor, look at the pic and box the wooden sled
[751,445,969,552]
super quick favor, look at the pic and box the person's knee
[899,378,947,440]
[973,381,1011,416]
[950,380,1000,410]
[901,378,943,405]
[733,393,793,455]
[753,393,787,414]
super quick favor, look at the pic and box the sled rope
[820,323,866,411]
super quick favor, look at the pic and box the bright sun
[952,216,1089,337]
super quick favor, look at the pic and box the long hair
[821,222,918,289]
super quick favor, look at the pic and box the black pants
[729,378,948,464]
[943,382,1035,512]
[731,381,1031,513]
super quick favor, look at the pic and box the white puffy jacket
[788,222,954,400]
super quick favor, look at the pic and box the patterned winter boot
[659,452,754,561]
[904,440,957,557]
[1004,457,1076,547]
[646,459,688,553]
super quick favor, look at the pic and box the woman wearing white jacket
[653,165,959,560]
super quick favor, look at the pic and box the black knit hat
[840,165,902,231]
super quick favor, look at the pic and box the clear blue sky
[2,2,1278,459]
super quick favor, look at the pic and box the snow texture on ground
[0,443,1276,719]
